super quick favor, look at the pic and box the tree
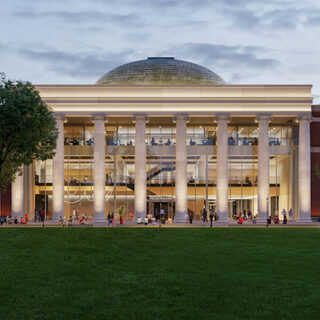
[0,74,58,189]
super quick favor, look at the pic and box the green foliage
[117,205,125,217]
[0,74,58,188]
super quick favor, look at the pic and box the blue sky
[1,0,319,97]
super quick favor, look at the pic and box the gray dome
[96,57,225,85]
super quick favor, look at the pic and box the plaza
[4,57,319,224]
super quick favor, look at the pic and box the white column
[298,116,311,222]
[93,116,106,221]
[11,169,24,219]
[257,116,270,222]
[175,116,187,221]
[134,116,147,218]
[52,116,65,221]
[216,116,229,222]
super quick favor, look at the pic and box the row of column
[11,115,312,223]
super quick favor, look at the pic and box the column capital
[91,115,108,122]
[173,114,189,123]
[255,115,272,122]
[214,114,231,122]
[297,114,312,122]
[132,115,148,123]
[54,113,66,122]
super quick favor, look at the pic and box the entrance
[152,201,172,220]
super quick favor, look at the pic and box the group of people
[267,208,292,225]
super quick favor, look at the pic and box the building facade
[5,57,318,222]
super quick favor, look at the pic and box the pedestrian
[248,210,252,222]
[111,212,114,227]
[202,207,207,222]
[189,212,194,224]
[107,212,112,227]
[58,216,64,227]
[281,209,287,222]
[288,208,293,221]
[209,209,214,227]
[283,214,287,224]
[39,209,45,222]
[34,208,39,222]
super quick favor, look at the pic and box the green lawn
[0,228,319,320]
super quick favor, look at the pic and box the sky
[1,0,320,99]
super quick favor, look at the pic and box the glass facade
[33,118,296,221]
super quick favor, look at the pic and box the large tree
[0,74,58,188]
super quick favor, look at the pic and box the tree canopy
[0,74,58,188]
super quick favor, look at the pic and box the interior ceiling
[65,115,296,126]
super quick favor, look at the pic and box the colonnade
[11,114,312,223]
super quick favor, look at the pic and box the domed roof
[96,57,225,85]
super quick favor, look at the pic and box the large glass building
[5,57,318,223]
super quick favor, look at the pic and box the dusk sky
[1,0,320,98]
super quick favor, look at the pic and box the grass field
[0,227,319,320]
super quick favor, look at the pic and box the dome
[96,57,225,85]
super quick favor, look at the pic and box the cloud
[165,43,279,70]
[18,48,133,80]
[14,10,144,27]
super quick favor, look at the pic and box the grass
[0,227,319,320]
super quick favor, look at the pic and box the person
[209,209,214,227]
[283,214,287,224]
[252,215,257,224]
[34,208,39,222]
[281,209,287,222]
[120,216,124,225]
[161,214,166,224]
[13,216,18,224]
[87,138,94,146]
[267,215,272,225]
[20,216,26,224]
[0,216,5,225]
[202,207,207,222]
[39,209,45,222]
[288,208,293,221]
[248,210,252,222]
[24,213,29,224]
[189,212,194,224]
[228,136,235,145]
[78,216,85,224]
[144,216,148,225]
[6,216,12,224]
[58,216,64,227]
[152,217,156,225]
[273,215,279,224]
[107,212,112,227]
[137,217,142,224]
[68,216,73,226]
[111,212,114,227]
[160,207,165,217]
[129,212,134,221]
[214,211,219,222]
[154,207,160,222]
[238,216,244,224]
[147,213,152,224]
[243,209,247,220]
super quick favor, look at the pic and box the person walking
[107,212,112,227]
[189,212,194,224]
[209,209,214,227]
[202,207,208,222]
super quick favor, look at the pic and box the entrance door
[153,202,169,219]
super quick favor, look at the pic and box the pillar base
[296,218,313,224]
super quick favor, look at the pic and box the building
[3,57,319,223]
